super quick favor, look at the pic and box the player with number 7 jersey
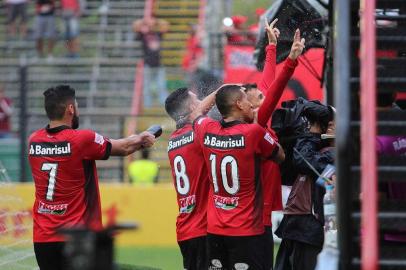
[28,85,157,270]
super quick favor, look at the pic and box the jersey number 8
[173,156,190,195]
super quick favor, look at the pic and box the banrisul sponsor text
[204,133,245,149]
[168,131,194,151]
[29,142,72,156]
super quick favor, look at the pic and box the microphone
[145,125,163,138]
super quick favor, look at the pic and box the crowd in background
[4,0,84,59]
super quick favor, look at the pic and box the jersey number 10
[173,154,240,196]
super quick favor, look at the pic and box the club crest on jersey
[179,195,196,214]
[38,201,68,215]
[203,134,245,149]
[29,142,71,156]
[168,131,194,152]
[213,195,239,210]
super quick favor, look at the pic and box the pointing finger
[294,29,300,42]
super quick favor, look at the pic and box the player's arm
[189,87,221,122]
[257,29,304,127]
[110,132,156,156]
[258,18,279,93]
[256,126,285,163]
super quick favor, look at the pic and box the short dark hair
[242,83,257,93]
[165,87,191,122]
[43,85,76,120]
[215,85,244,117]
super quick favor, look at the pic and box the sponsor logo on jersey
[179,195,196,214]
[264,132,275,145]
[209,259,223,270]
[168,131,194,152]
[213,195,239,210]
[234,263,249,270]
[203,133,245,149]
[37,201,68,215]
[29,142,72,156]
[94,133,105,145]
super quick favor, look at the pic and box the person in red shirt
[193,85,285,269]
[28,85,156,270]
[165,86,218,270]
[244,20,305,270]
[0,86,13,138]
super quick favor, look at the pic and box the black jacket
[275,133,334,247]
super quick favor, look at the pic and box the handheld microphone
[146,125,163,138]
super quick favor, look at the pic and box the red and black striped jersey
[28,125,111,242]
[168,124,209,241]
[194,117,279,236]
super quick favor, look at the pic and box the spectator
[61,0,84,58]
[0,85,13,138]
[248,8,266,43]
[132,15,170,108]
[128,148,159,185]
[5,0,28,40]
[224,15,248,44]
[182,24,204,74]
[35,0,56,60]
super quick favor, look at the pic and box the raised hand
[264,18,280,45]
[288,29,305,60]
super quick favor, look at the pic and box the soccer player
[193,85,285,269]
[28,85,156,270]
[165,87,218,270]
[246,23,305,269]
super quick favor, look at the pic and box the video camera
[271,97,334,185]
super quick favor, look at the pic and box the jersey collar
[45,125,72,134]
[220,119,243,128]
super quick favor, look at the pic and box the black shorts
[34,242,67,270]
[178,235,208,270]
[207,233,265,270]
[263,226,274,270]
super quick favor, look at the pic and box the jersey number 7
[41,162,58,201]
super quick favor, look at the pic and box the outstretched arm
[258,18,279,93]
[257,29,305,127]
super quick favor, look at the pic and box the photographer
[274,101,335,270]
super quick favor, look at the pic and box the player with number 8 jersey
[165,87,219,270]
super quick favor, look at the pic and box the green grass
[115,246,182,270]
[116,244,280,270]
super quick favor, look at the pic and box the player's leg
[290,240,321,270]
[263,226,274,270]
[227,234,265,270]
[273,239,293,270]
[178,235,208,270]
[207,233,229,270]
[34,242,66,270]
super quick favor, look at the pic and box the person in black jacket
[274,104,335,270]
